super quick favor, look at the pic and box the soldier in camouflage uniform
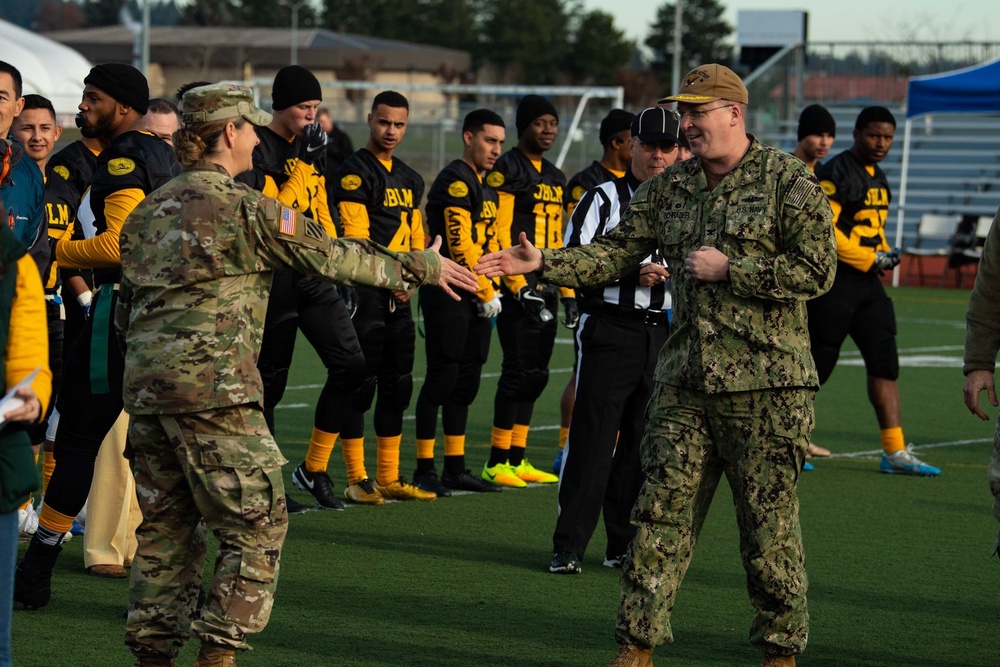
[116,84,479,667]
[476,64,836,667]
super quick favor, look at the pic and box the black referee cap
[631,107,686,147]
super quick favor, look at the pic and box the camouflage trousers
[124,405,288,660]
[616,384,812,656]
[990,417,1000,556]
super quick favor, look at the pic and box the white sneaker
[18,506,38,538]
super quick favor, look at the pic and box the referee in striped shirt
[550,107,686,575]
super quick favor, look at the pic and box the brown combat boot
[193,645,236,667]
[761,654,796,667]
[608,643,654,667]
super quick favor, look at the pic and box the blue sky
[581,0,997,44]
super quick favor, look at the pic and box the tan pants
[84,411,142,568]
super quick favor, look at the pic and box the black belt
[588,302,668,326]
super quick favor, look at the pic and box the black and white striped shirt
[564,170,670,312]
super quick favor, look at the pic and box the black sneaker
[549,551,582,574]
[14,538,62,609]
[441,469,503,493]
[284,493,312,515]
[412,469,452,497]
[292,462,346,510]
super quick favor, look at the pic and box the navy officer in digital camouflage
[476,64,836,667]
[115,83,479,667]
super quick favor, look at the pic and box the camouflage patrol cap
[181,84,272,126]
[659,63,749,105]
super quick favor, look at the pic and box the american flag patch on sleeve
[279,206,296,236]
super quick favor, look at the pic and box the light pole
[280,0,309,66]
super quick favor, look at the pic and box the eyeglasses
[638,140,677,153]
[680,104,735,122]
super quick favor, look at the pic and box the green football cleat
[481,462,527,488]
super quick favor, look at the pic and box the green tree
[564,9,631,85]
[645,0,733,80]
[481,0,570,84]
[80,0,126,26]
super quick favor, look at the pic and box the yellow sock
[39,505,76,534]
[341,438,367,485]
[304,428,338,473]
[491,426,512,452]
[558,426,569,450]
[881,426,905,454]
[511,423,529,449]
[41,451,55,495]
[444,434,465,457]
[376,435,402,485]
[18,496,32,511]
[416,438,436,460]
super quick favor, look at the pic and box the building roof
[43,26,470,74]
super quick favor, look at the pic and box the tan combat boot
[608,643,654,667]
[193,645,236,667]
[761,654,796,667]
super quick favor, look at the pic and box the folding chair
[951,214,997,287]
[902,214,960,286]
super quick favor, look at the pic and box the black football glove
[298,121,328,165]
[340,286,359,319]
[560,297,579,330]
[517,286,552,323]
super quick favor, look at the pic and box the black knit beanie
[84,63,149,114]
[797,104,836,141]
[271,65,322,110]
[516,95,558,137]
[599,108,635,146]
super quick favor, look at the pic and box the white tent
[0,19,93,120]
[893,57,1000,285]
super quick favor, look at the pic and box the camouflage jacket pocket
[194,434,287,470]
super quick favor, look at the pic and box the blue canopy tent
[894,57,1000,285]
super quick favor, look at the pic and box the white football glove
[477,295,502,319]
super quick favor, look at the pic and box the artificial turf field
[12,285,1000,667]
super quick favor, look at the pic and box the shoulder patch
[53,165,70,180]
[820,180,836,197]
[786,176,817,210]
[278,206,297,236]
[341,174,362,191]
[448,180,469,198]
[486,171,504,188]
[108,158,136,176]
[571,185,586,201]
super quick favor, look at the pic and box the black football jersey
[331,148,424,250]
[238,125,333,233]
[89,131,178,284]
[816,150,892,271]
[425,159,499,301]
[485,147,565,251]
[48,140,99,202]
[40,169,82,292]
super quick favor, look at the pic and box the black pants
[47,284,124,519]
[258,270,364,436]
[553,311,667,560]
[493,286,558,429]
[807,263,899,384]
[342,286,416,439]
[415,286,491,440]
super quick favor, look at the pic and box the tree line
[1,0,734,104]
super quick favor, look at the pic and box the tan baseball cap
[658,64,749,105]
[181,84,272,126]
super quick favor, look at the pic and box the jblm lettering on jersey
[383,188,414,208]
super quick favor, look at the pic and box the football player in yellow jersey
[809,106,940,476]
[412,108,507,496]
[481,95,570,487]
[237,66,364,512]
[331,91,435,503]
